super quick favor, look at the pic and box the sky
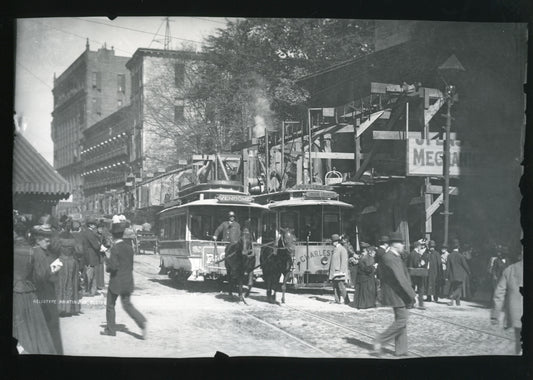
[14,17,234,164]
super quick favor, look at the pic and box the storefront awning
[13,134,71,198]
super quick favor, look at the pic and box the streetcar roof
[266,199,354,209]
[158,199,269,215]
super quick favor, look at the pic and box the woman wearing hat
[354,242,377,309]
[13,227,57,354]
[55,230,82,316]
[31,225,64,355]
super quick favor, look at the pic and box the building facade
[125,48,204,179]
[51,41,131,211]
[81,105,133,215]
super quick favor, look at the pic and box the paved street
[60,254,517,358]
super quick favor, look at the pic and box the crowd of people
[328,232,523,356]
[13,212,147,355]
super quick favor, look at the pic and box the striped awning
[13,134,71,198]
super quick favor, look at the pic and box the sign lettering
[216,194,253,203]
[407,139,481,176]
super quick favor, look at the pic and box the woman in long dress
[31,226,63,355]
[56,232,81,316]
[13,231,57,354]
[354,244,377,309]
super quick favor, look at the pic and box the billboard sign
[407,139,481,176]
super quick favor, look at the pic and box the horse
[260,227,295,304]
[223,225,254,304]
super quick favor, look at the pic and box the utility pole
[442,96,452,247]
[163,17,172,50]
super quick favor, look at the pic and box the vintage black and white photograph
[13,17,526,359]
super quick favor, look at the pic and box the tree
[186,18,375,152]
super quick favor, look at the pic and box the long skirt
[354,278,377,309]
[13,290,57,354]
[56,254,81,315]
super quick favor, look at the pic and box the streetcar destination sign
[407,139,481,176]
[216,194,253,203]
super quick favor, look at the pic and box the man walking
[329,234,350,304]
[101,220,147,339]
[372,231,416,357]
[491,250,523,355]
[446,243,471,306]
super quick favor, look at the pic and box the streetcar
[157,181,268,283]
[254,185,354,288]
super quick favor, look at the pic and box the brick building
[125,48,204,178]
[51,40,131,212]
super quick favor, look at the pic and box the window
[174,63,185,87]
[174,105,184,124]
[262,211,277,243]
[117,74,126,93]
[92,72,101,90]
[93,97,102,115]
[118,99,123,107]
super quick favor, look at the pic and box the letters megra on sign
[407,139,480,176]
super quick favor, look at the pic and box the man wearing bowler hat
[372,231,416,357]
[424,240,443,302]
[329,234,350,304]
[101,219,147,338]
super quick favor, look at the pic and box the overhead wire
[16,61,52,89]
[72,17,204,45]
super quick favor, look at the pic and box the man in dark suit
[372,231,416,357]
[407,240,428,309]
[101,221,147,338]
[80,218,101,296]
[424,240,442,302]
[446,243,471,306]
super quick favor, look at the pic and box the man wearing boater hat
[372,231,416,357]
[101,218,147,339]
[213,211,241,253]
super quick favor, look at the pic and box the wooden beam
[354,98,408,180]
[216,154,229,181]
[309,152,363,160]
[424,94,445,125]
[356,110,386,138]
[373,131,457,140]
[426,185,459,196]
[231,138,259,151]
[426,193,443,219]
[371,82,403,94]
[409,196,425,205]
[192,154,241,161]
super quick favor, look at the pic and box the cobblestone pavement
[59,254,517,358]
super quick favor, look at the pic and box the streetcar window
[299,206,322,242]
[190,214,212,240]
[176,214,186,240]
[261,212,277,243]
[169,218,176,239]
[323,212,341,241]
[280,210,299,239]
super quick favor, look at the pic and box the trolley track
[237,308,334,357]
[282,304,425,357]
[408,309,514,341]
